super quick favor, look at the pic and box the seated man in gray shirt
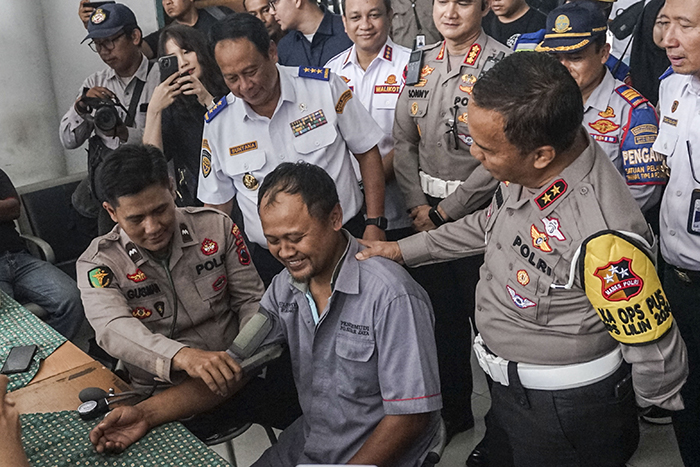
[89,162,442,467]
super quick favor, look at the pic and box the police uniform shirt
[77,207,263,387]
[197,65,384,248]
[244,233,442,465]
[326,38,412,230]
[399,135,687,407]
[59,55,159,150]
[393,31,510,219]
[654,71,700,270]
[582,68,664,211]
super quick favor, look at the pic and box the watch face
[78,400,98,414]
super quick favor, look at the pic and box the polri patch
[88,266,113,288]
[299,66,330,81]
[594,258,643,302]
[517,270,530,286]
[127,268,147,283]
[535,179,567,210]
[230,141,258,156]
[131,307,152,320]
[204,96,228,123]
[201,238,218,256]
[335,90,353,113]
[291,110,328,137]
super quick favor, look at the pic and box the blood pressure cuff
[580,231,673,345]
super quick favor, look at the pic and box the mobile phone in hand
[1,345,38,374]
[159,54,179,83]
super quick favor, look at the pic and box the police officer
[392,0,510,441]
[77,145,300,439]
[198,14,386,286]
[359,51,688,467]
[536,1,665,212]
[653,0,700,464]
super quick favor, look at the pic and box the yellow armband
[582,231,673,345]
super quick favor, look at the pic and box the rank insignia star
[535,179,568,210]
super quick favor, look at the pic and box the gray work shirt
[247,234,442,466]
[399,134,687,409]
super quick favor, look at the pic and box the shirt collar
[241,65,294,121]
[289,230,359,295]
[315,4,335,37]
[105,54,149,85]
[341,37,396,71]
[435,30,488,69]
[585,68,615,113]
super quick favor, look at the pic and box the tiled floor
[210,350,686,466]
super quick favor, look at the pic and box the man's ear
[169,178,177,199]
[532,145,557,170]
[330,203,343,231]
[130,27,142,46]
[268,40,279,62]
[103,201,119,223]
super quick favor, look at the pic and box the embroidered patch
[541,217,565,241]
[593,258,643,302]
[201,238,219,256]
[672,100,679,113]
[593,134,618,144]
[374,85,401,94]
[411,102,419,115]
[201,150,212,178]
[458,134,473,146]
[530,225,552,252]
[535,179,567,210]
[335,89,353,113]
[237,245,251,265]
[88,266,113,288]
[436,43,445,61]
[229,141,258,156]
[91,8,107,24]
[154,301,165,317]
[464,43,482,65]
[459,74,477,94]
[385,74,397,84]
[202,138,211,152]
[180,223,193,243]
[588,119,620,134]
[413,78,428,87]
[127,268,147,283]
[554,14,571,33]
[506,285,536,309]
[291,110,328,136]
[383,45,393,61]
[615,85,646,108]
[458,111,468,124]
[125,242,142,263]
[662,116,678,127]
[131,307,152,320]
[598,106,616,118]
[212,275,227,291]
[517,270,530,286]
[340,75,351,83]
[231,223,244,244]
[299,67,330,80]
[631,124,658,136]
[420,65,435,78]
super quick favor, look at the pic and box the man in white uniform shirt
[326,0,412,240]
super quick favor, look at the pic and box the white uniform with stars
[197,64,384,248]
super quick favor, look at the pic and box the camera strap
[124,61,154,127]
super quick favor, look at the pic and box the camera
[79,89,125,133]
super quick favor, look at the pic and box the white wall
[0,0,158,187]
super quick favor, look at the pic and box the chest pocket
[375,94,400,110]
[335,335,380,397]
[654,130,679,167]
[195,269,228,304]
[291,120,337,155]
[407,98,428,118]
[225,149,266,176]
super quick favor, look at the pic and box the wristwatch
[365,216,388,230]
[428,206,446,227]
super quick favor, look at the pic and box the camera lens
[94,105,119,133]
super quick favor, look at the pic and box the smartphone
[159,54,179,83]
[1,345,38,375]
[83,1,116,8]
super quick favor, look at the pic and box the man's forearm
[356,146,385,218]
[347,413,431,467]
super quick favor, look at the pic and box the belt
[473,334,623,391]
[419,171,462,199]
[672,266,700,284]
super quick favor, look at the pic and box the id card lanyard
[686,141,700,236]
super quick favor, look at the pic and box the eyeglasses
[268,0,280,11]
[88,32,125,53]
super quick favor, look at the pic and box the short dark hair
[471,51,583,155]
[123,24,143,47]
[341,0,392,16]
[158,23,228,97]
[95,145,170,206]
[258,162,339,220]
[209,13,271,58]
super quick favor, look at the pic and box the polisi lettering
[453,96,469,106]
[408,89,429,99]
[196,253,226,275]
[512,236,552,276]
[126,283,162,300]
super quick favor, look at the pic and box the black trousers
[488,363,639,467]
[665,264,700,467]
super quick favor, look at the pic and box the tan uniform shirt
[399,135,687,407]
[77,207,264,387]
[393,32,510,219]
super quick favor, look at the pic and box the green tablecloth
[0,291,67,392]
[21,411,231,466]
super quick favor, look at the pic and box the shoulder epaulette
[204,96,228,123]
[615,84,648,108]
[513,29,545,51]
[299,66,330,81]
[605,55,630,81]
[659,66,674,81]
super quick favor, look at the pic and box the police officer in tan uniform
[361,52,688,466]
[77,145,301,439]
[392,0,510,441]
